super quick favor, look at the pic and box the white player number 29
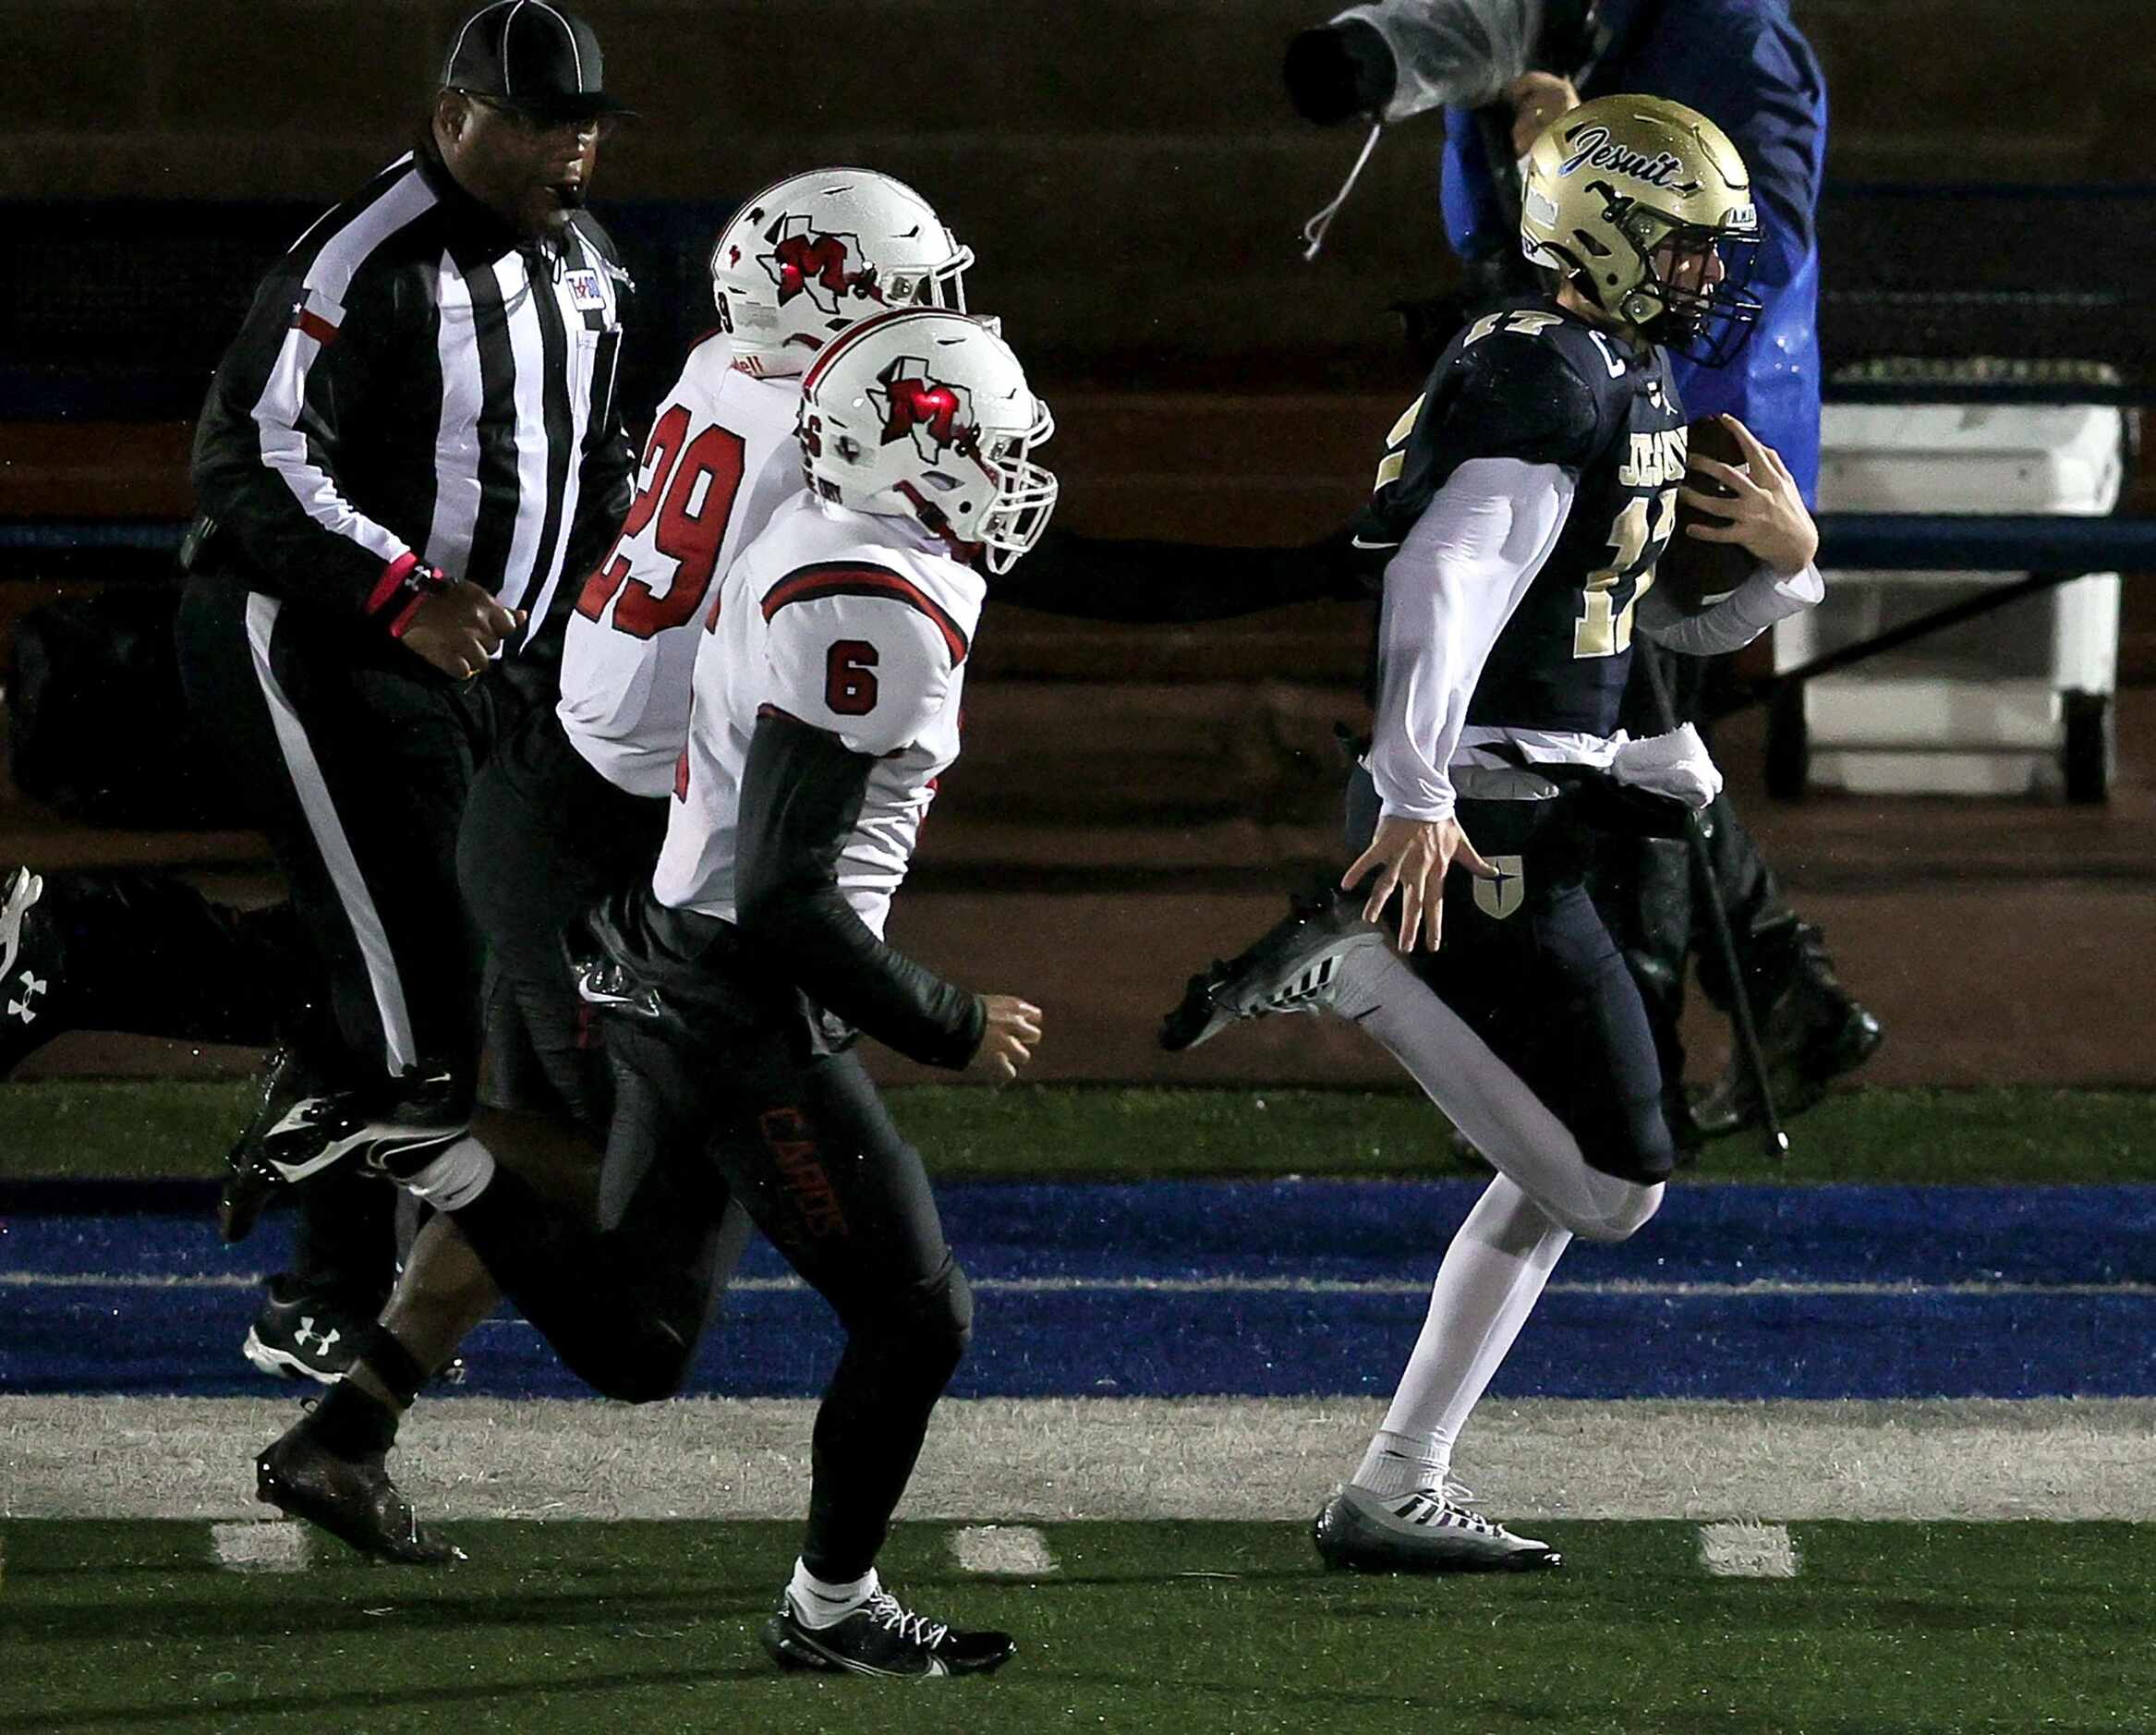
[1575,488,1676,660]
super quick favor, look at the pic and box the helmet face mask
[798,309,1058,575]
[709,168,974,379]
[1641,221,1762,366]
[1520,94,1763,367]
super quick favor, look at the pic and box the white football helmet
[709,168,974,379]
[798,308,1056,575]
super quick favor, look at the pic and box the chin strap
[1300,120,1386,262]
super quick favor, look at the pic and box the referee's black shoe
[763,1586,1016,1679]
[241,1277,362,1383]
[256,1417,463,1565]
[1160,880,1387,1052]
[221,1059,467,1242]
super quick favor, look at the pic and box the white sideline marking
[211,1522,310,1573]
[1700,1522,1799,1579]
[12,1271,2156,1300]
[10,1397,2156,1524]
[952,1524,1057,1576]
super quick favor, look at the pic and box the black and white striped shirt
[191,143,636,647]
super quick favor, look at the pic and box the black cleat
[0,868,63,1077]
[1314,1482,1561,1573]
[762,1587,1016,1679]
[221,1059,468,1243]
[241,1277,362,1384]
[1160,882,1387,1052]
[220,1047,333,1243]
[256,1417,463,1565]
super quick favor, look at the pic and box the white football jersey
[651,491,984,936]
[558,336,804,797]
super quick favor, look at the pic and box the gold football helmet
[1520,92,1763,365]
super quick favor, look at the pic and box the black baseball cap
[442,2,633,125]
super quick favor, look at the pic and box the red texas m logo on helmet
[871,356,970,462]
[759,215,879,315]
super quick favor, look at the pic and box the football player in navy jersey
[1164,94,1825,1569]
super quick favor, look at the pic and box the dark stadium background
[4,0,2151,1090]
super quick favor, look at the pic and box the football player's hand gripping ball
[1678,415,1820,580]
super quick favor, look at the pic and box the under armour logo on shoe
[8,970,46,1024]
[1263,957,1338,1012]
[292,1318,343,1357]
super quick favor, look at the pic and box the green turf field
[5,1519,2150,1733]
[4,1078,2153,1185]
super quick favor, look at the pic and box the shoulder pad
[758,559,965,756]
[1443,323,1604,467]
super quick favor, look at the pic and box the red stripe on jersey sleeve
[293,308,340,346]
[759,563,970,665]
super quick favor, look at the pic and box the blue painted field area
[5,1182,2153,1401]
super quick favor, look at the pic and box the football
[1657,414,1756,613]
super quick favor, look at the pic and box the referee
[176,1,638,1374]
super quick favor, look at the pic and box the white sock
[1333,947,1661,1242]
[1352,1174,1571,1494]
[401,1135,496,1212]
[787,1559,878,1628]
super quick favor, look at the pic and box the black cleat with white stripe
[219,1055,468,1243]
[1159,881,1387,1052]
[763,1588,1016,1680]
[1314,1481,1562,1573]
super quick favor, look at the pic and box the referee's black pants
[176,570,513,1309]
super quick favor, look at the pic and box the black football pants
[456,706,671,1132]
[452,1005,969,1583]
[176,571,511,1308]
[452,704,755,1387]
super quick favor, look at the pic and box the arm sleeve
[1365,455,1577,822]
[1636,559,1823,657]
[994,524,1364,622]
[733,710,985,1069]
[189,265,411,614]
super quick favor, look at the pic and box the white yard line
[11,1272,2155,1299]
[1700,1522,1799,1578]
[6,1396,2154,1524]
[210,1521,309,1573]
[952,1524,1058,1575]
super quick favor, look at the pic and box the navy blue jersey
[1354,297,1688,738]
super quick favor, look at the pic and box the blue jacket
[1440,0,1827,500]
